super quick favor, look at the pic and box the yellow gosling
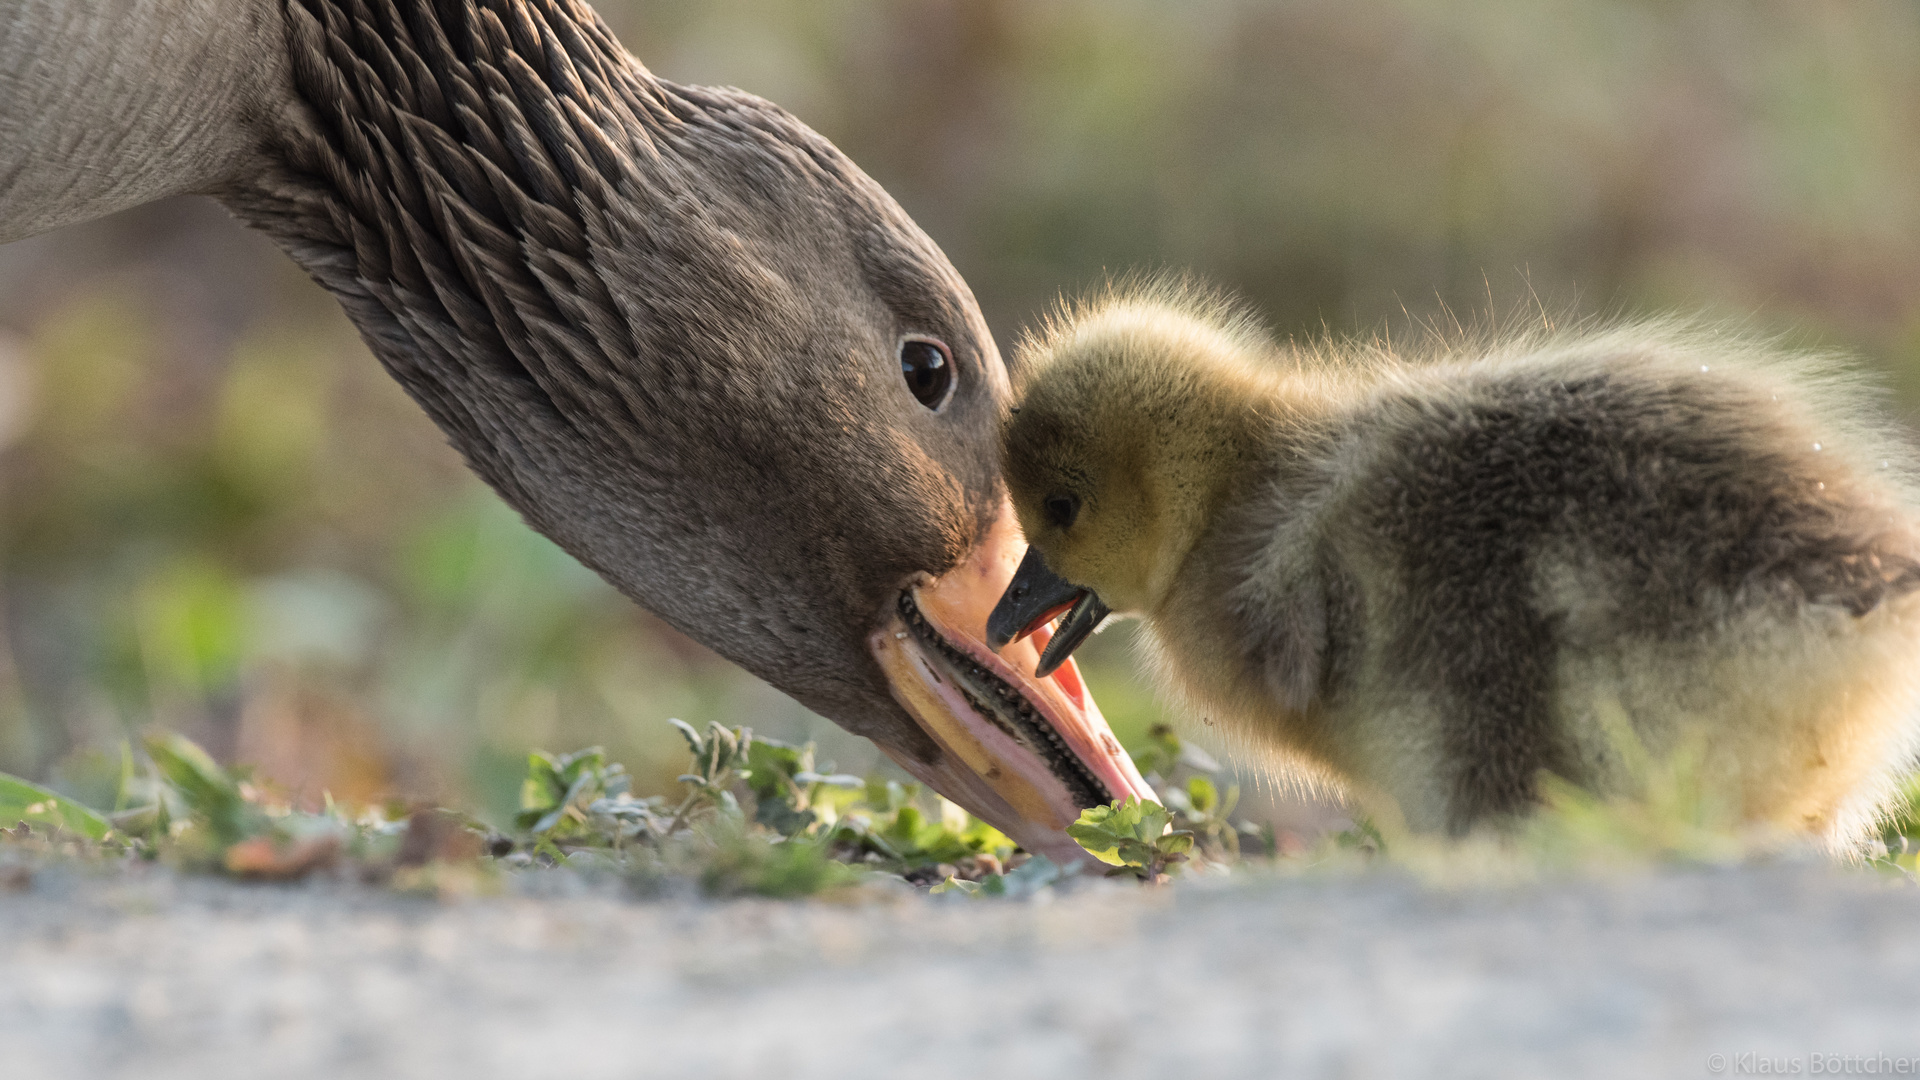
[990,285,1920,851]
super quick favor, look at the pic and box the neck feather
[221,0,758,539]
[0,0,291,243]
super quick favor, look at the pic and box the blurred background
[2,0,1918,830]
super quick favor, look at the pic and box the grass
[1290,750,1920,886]
[0,717,1047,899]
[2,714,1915,900]
[1873,776,1920,876]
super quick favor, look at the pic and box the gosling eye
[899,337,955,410]
[1043,493,1080,529]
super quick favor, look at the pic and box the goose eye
[1044,493,1080,529]
[899,337,954,409]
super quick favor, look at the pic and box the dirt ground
[2,860,1916,1080]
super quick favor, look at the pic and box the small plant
[1075,718,1282,868]
[821,778,1013,871]
[1067,797,1194,881]
[929,854,1066,898]
[667,719,753,827]
[1505,709,1765,870]
[141,733,275,862]
[1128,722,1222,781]
[515,746,667,852]
[1871,775,1920,876]
[0,732,423,879]
[499,720,1027,895]
[745,736,862,838]
[691,821,867,899]
[5,715,1262,896]
[1328,818,1387,858]
[9,713,1917,896]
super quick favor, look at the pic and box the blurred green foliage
[0,773,110,841]
[3,0,1920,830]
[508,723,1025,892]
[611,0,1920,358]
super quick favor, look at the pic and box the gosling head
[987,290,1280,674]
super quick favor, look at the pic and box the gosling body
[1002,293,1920,846]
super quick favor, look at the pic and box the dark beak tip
[987,546,1076,653]
[1033,589,1111,680]
[989,545,1108,673]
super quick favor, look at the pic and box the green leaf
[870,779,916,814]
[144,732,252,845]
[530,804,571,836]
[517,751,565,817]
[1136,801,1173,840]
[1115,837,1158,867]
[697,827,862,899]
[667,718,704,758]
[1333,818,1386,854]
[1126,723,1183,780]
[1066,819,1128,865]
[755,800,816,838]
[929,875,981,895]
[514,747,644,841]
[1074,798,1129,833]
[746,739,806,801]
[1066,841,1128,866]
[997,855,1064,896]
[700,723,748,778]
[145,733,234,801]
[1186,776,1219,815]
[957,814,1015,859]
[798,772,861,788]
[0,773,112,841]
[1069,797,1176,870]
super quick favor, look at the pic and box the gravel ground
[2,860,1916,1080]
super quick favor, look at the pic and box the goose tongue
[867,502,1157,867]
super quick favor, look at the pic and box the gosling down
[988,290,1920,848]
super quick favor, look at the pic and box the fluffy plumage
[1004,284,1920,847]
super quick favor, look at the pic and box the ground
[2,860,1915,1079]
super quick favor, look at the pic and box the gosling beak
[867,500,1155,867]
[987,547,1112,678]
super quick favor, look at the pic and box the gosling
[987,288,1920,849]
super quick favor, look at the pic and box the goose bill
[867,505,1156,868]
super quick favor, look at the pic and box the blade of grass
[0,772,112,841]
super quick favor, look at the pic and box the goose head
[171,0,1154,858]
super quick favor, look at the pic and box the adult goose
[0,0,1154,862]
